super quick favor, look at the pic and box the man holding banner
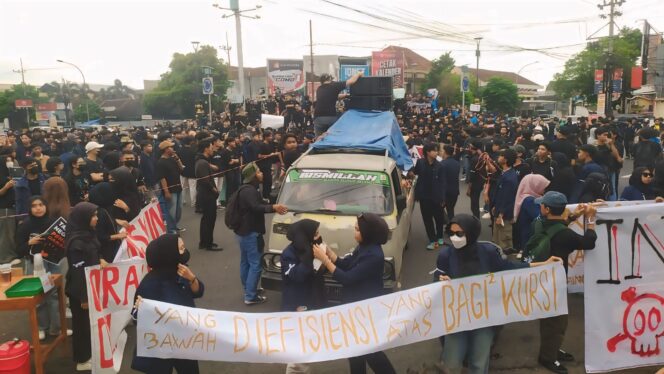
[527,192,598,374]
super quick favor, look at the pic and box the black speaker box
[349,76,393,96]
[347,95,393,111]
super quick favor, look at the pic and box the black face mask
[124,160,137,168]
[179,248,190,264]
[312,236,323,246]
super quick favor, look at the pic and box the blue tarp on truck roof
[311,110,414,171]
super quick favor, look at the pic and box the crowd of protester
[1,76,664,373]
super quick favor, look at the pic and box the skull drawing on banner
[607,287,664,357]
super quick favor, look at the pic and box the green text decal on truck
[287,169,390,186]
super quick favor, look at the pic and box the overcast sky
[1,0,662,90]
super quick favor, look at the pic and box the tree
[482,77,520,114]
[73,99,102,122]
[550,27,641,102]
[0,84,43,128]
[423,52,455,90]
[144,45,231,118]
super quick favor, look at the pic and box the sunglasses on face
[450,231,465,237]
[642,173,653,178]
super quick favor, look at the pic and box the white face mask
[450,234,467,249]
[5,161,13,169]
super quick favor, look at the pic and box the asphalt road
[0,158,656,373]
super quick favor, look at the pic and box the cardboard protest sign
[113,202,165,262]
[584,202,664,372]
[85,259,148,373]
[137,263,567,364]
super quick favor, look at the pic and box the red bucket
[0,340,30,374]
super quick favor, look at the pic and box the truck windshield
[279,169,393,215]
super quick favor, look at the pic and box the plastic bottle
[33,253,46,277]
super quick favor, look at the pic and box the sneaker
[460,176,466,182]
[257,287,265,294]
[437,238,444,246]
[557,349,574,362]
[481,212,491,220]
[426,242,437,251]
[244,295,268,305]
[539,359,568,374]
[38,330,46,341]
[198,245,223,252]
[76,360,92,371]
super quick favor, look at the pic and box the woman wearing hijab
[89,182,129,262]
[434,214,561,374]
[281,219,326,311]
[109,166,141,221]
[513,174,550,251]
[65,202,102,371]
[620,167,657,201]
[578,172,610,203]
[314,213,396,374]
[15,196,64,340]
[132,233,203,374]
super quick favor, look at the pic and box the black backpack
[224,185,251,231]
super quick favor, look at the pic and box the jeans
[608,171,618,201]
[237,232,264,301]
[313,116,338,137]
[158,191,182,233]
[26,259,63,335]
[443,327,495,374]
[0,209,17,263]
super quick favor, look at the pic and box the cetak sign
[137,263,567,364]
[371,51,404,88]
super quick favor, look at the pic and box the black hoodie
[281,219,324,311]
[110,166,141,221]
[15,196,53,260]
[65,202,100,301]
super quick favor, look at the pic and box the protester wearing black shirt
[195,140,221,251]
[528,143,557,181]
[313,71,363,137]
[156,141,184,234]
[257,131,277,199]
[550,127,577,165]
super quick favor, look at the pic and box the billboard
[339,64,370,82]
[371,51,405,88]
[267,59,305,96]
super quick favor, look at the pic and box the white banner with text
[584,202,664,372]
[137,263,567,364]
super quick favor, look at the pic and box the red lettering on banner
[97,314,113,368]
[124,265,141,305]
[103,267,121,309]
[89,268,103,312]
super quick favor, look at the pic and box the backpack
[524,219,567,262]
[224,185,252,231]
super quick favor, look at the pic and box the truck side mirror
[396,195,406,220]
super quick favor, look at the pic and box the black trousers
[539,314,569,362]
[199,194,217,248]
[419,199,445,242]
[444,195,458,221]
[69,297,91,363]
[470,183,483,218]
[261,167,272,199]
[225,171,240,201]
[348,351,396,374]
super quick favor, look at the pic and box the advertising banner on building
[339,64,370,82]
[267,59,305,96]
[594,69,604,95]
[137,263,567,364]
[584,202,664,372]
[371,51,404,88]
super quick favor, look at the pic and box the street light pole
[516,61,539,86]
[57,59,88,125]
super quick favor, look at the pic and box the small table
[0,274,67,374]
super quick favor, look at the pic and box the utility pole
[57,59,89,125]
[12,59,30,124]
[220,32,232,66]
[474,37,483,93]
[213,1,261,105]
[597,0,625,117]
[309,20,314,99]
